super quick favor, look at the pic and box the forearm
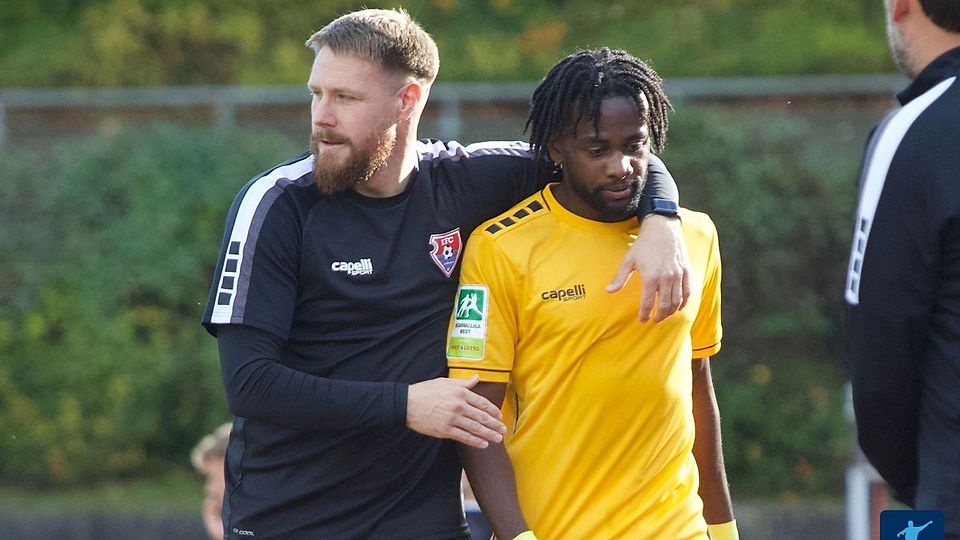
[458,381,530,539]
[691,358,734,524]
[459,442,530,540]
[637,154,679,219]
[217,325,407,431]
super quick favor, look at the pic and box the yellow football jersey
[447,183,722,540]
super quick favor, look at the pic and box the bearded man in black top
[203,8,691,539]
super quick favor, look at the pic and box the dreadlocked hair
[524,48,672,179]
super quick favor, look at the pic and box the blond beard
[886,18,919,78]
[311,128,396,195]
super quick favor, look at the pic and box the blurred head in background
[192,422,231,540]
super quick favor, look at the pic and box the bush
[0,124,298,486]
[663,105,861,497]
[0,0,892,86]
[1,108,864,497]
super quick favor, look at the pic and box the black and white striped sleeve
[202,157,312,339]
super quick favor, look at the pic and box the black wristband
[640,197,680,220]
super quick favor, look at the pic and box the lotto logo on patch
[447,285,488,360]
[879,510,944,540]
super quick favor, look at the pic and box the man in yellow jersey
[447,48,738,540]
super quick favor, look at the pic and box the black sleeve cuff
[391,382,409,427]
[637,154,679,220]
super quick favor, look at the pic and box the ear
[547,135,565,166]
[890,0,911,23]
[397,81,423,122]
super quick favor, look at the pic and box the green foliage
[0,124,299,486]
[663,105,859,496]
[715,360,849,498]
[0,0,894,87]
[666,106,857,363]
[1,106,862,497]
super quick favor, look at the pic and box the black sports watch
[648,197,680,218]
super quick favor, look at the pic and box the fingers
[637,279,656,323]
[452,412,504,445]
[605,256,634,293]
[448,426,491,449]
[642,265,687,323]
[454,374,481,389]
[459,394,506,432]
[652,281,678,323]
[431,393,504,448]
[679,266,692,310]
[449,385,505,443]
[406,378,506,444]
[464,387,504,421]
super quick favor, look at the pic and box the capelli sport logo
[541,284,586,302]
[331,258,373,276]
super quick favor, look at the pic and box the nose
[605,153,635,180]
[311,95,336,128]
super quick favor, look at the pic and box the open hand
[407,375,507,448]
[607,214,691,322]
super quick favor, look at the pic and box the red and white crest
[428,228,463,277]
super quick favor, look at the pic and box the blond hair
[191,422,232,472]
[305,8,439,83]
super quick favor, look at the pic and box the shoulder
[470,189,551,242]
[678,209,722,283]
[460,191,551,280]
[891,76,960,152]
[232,152,317,208]
[882,78,960,200]
[679,209,718,247]
[222,152,317,239]
[907,76,960,149]
[417,139,532,163]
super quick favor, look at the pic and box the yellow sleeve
[691,218,722,359]
[446,231,520,383]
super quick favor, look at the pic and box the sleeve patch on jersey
[447,285,489,361]
[527,200,544,212]
[513,208,529,219]
[485,224,502,234]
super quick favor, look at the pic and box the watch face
[652,199,679,214]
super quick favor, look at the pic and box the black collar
[897,46,960,105]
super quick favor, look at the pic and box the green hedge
[664,106,858,497]
[0,124,298,486]
[0,109,862,496]
[0,0,892,87]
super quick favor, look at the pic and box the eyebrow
[577,131,646,143]
[306,83,364,96]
